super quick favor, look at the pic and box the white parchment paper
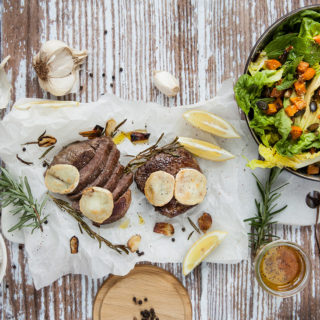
[0,79,317,289]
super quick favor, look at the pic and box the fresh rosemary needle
[244,167,288,254]
[0,168,48,232]
[50,195,129,254]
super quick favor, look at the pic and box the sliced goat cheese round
[79,187,114,223]
[144,170,175,207]
[174,168,206,205]
[45,164,80,194]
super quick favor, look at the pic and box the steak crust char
[49,136,132,224]
[134,148,201,218]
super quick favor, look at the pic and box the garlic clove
[0,55,11,109]
[33,40,88,96]
[153,70,180,97]
[39,71,76,96]
[48,47,74,78]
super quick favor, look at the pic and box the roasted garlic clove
[105,119,117,136]
[70,236,79,254]
[153,70,180,97]
[153,222,175,236]
[198,213,212,233]
[127,234,141,252]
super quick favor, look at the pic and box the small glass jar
[254,240,311,298]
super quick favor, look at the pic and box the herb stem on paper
[244,167,288,254]
[125,133,182,173]
[50,195,129,254]
[0,168,48,232]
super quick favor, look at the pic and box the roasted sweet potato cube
[270,87,283,98]
[290,97,307,110]
[313,35,320,44]
[265,59,282,70]
[297,61,309,74]
[290,126,303,140]
[301,68,316,81]
[285,105,298,117]
[266,103,277,115]
[307,164,320,175]
[294,81,306,96]
[275,97,283,109]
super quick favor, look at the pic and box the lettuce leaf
[247,144,320,169]
[299,17,320,39]
[264,33,297,58]
[248,51,268,76]
[274,109,292,141]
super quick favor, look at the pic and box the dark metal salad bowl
[243,5,320,182]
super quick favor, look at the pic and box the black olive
[279,50,289,64]
[294,109,306,117]
[256,100,268,110]
[307,123,319,132]
[306,191,320,208]
[310,101,318,113]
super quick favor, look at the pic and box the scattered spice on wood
[138,300,142,305]
[89,72,93,77]
[187,217,200,234]
[110,83,113,87]
[144,298,148,302]
[104,30,107,35]
[112,75,115,80]
[16,154,33,165]
[18,244,24,250]
[119,67,123,72]
[188,231,194,240]
[39,145,55,159]
[133,297,137,304]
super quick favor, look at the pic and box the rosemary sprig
[0,168,48,232]
[187,217,201,234]
[39,145,55,159]
[125,133,182,173]
[244,167,288,254]
[50,195,129,254]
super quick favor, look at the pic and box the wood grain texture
[0,0,319,319]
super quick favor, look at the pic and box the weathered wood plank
[1,0,320,319]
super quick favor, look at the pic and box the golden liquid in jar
[259,245,306,292]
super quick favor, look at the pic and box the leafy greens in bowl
[235,8,320,180]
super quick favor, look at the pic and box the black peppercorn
[119,67,123,72]
[79,85,83,91]
[89,73,93,77]
[112,75,115,80]
[19,244,24,250]
[182,227,186,232]
[138,300,142,305]
[144,297,148,302]
[110,83,113,88]
[102,73,105,77]
[133,297,137,304]
[171,238,175,242]
[22,147,26,152]
[104,30,108,35]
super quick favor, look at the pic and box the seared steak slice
[112,172,134,202]
[70,137,113,194]
[69,144,120,201]
[104,163,124,192]
[134,148,200,218]
[99,190,132,224]
[50,140,96,170]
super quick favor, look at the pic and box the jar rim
[254,240,311,298]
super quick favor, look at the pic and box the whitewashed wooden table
[1,0,320,319]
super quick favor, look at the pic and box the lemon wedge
[183,230,227,276]
[183,110,240,138]
[178,137,234,161]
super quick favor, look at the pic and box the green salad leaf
[299,17,320,39]
[264,33,297,59]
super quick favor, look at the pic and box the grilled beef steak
[50,136,132,224]
[134,148,201,218]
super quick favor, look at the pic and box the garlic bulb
[153,70,180,97]
[0,55,11,109]
[33,40,87,96]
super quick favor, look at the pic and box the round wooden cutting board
[93,265,192,320]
